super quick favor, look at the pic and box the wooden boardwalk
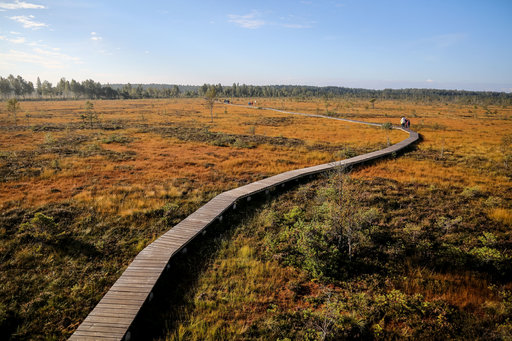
[70,107,419,340]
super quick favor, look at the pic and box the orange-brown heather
[0,98,401,214]
[2,97,511,339]
[159,97,512,340]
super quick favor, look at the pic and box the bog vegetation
[0,97,398,339]
[160,98,512,340]
[0,94,511,340]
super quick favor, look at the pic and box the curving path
[70,106,419,340]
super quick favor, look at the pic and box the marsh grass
[0,98,399,339]
[1,97,511,339]
[489,208,512,226]
[159,97,512,340]
[162,173,512,340]
[1,99,395,212]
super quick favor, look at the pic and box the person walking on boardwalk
[400,116,406,128]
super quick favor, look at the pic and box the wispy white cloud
[228,11,313,30]
[228,11,265,29]
[281,13,315,29]
[0,47,81,69]
[0,34,25,43]
[281,23,311,29]
[0,30,83,70]
[9,14,47,29]
[9,36,25,43]
[0,0,45,10]
[97,49,112,56]
[34,47,80,62]
[90,31,102,41]
[90,32,119,56]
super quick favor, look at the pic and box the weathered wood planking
[70,107,419,341]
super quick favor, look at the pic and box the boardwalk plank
[73,323,126,336]
[70,335,120,341]
[92,306,141,314]
[71,330,126,338]
[99,298,146,306]
[88,309,138,318]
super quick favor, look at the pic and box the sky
[1,0,511,91]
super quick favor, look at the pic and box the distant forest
[1,74,511,105]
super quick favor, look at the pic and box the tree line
[0,75,119,100]
[1,74,511,105]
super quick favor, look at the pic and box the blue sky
[1,0,511,91]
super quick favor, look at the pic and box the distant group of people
[400,116,411,129]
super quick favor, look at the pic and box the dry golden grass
[0,98,401,215]
[399,263,496,309]
[326,99,512,313]
[489,208,512,226]
[234,99,512,207]
[4,97,511,339]
[254,97,512,192]
[280,98,512,326]
[3,96,509,224]
[162,97,512,339]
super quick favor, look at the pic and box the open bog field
[161,98,512,340]
[0,99,404,213]
[0,98,400,339]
